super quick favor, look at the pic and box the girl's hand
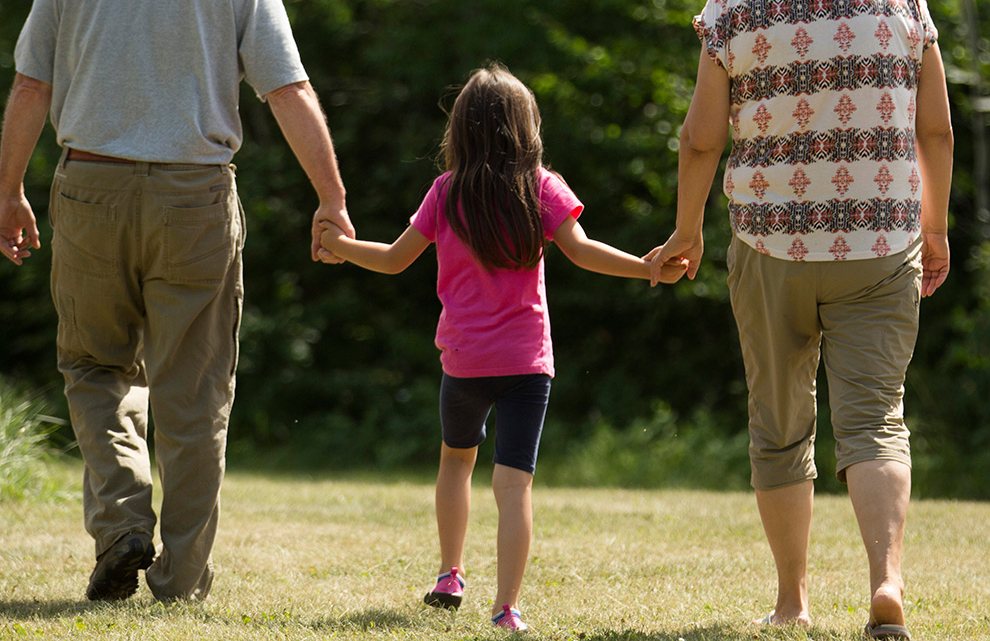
[318,221,347,264]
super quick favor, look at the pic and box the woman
[653,0,953,637]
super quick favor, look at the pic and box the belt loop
[135,161,150,177]
[57,147,70,170]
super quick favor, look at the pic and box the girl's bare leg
[491,463,533,615]
[435,443,478,574]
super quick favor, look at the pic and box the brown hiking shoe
[86,533,155,601]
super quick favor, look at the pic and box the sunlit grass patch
[0,378,74,502]
[1,462,988,640]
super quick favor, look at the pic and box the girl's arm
[553,215,686,282]
[319,223,430,274]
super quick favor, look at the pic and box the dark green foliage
[1,0,988,497]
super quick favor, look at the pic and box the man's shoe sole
[86,535,155,601]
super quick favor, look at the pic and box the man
[652,0,953,637]
[0,0,352,601]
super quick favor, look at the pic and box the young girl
[319,62,685,632]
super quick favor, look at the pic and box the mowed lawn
[1,461,988,640]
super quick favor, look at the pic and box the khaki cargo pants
[50,149,245,600]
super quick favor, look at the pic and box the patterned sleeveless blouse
[694,0,938,261]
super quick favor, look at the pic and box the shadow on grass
[301,612,853,641]
[0,598,100,619]
[0,601,860,641]
[0,601,423,636]
[578,624,850,640]
[309,605,421,633]
[576,627,739,641]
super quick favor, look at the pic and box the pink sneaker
[492,604,530,633]
[423,567,465,609]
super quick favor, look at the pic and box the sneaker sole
[86,541,155,601]
[424,591,462,610]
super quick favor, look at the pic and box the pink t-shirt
[410,167,582,378]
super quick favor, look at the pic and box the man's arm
[0,73,51,265]
[265,80,352,262]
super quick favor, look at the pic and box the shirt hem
[441,363,554,379]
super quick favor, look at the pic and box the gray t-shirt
[14,0,309,164]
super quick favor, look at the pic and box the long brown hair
[440,63,545,271]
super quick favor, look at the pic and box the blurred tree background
[1,0,988,498]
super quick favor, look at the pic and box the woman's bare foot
[869,583,906,627]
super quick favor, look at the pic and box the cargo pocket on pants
[51,193,118,278]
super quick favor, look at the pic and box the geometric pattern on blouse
[729,55,921,105]
[727,127,917,168]
[729,197,920,236]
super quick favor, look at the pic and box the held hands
[316,221,347,263]
[647,229,705,287]
[643,248,690,285]
[0,194,41,266]
[311,200,354,264]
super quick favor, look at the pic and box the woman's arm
[914,43,953,297]
[554,215,686,282]
[319,223,430,275]
[652,48,731,285]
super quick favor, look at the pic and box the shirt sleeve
[693,0,728,71]
[238,0,309,100]
[538,168,584,241]
[409,175,445,243]
[917,0,939,50]
[13,0,59,84]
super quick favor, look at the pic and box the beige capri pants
[726,235,922,491]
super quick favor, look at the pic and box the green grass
[1,461,988,640]
[0,380,72,502]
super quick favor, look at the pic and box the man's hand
[0,194,40,265]
[0,74,52,265]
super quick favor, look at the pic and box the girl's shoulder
[537,166,573,189]
[536,166,558,183]
[411,171,455,237]
[430,170,454,192]
[536,167,577,201]
[419,171,454,208]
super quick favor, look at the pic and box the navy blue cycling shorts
[439,373,552,475]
